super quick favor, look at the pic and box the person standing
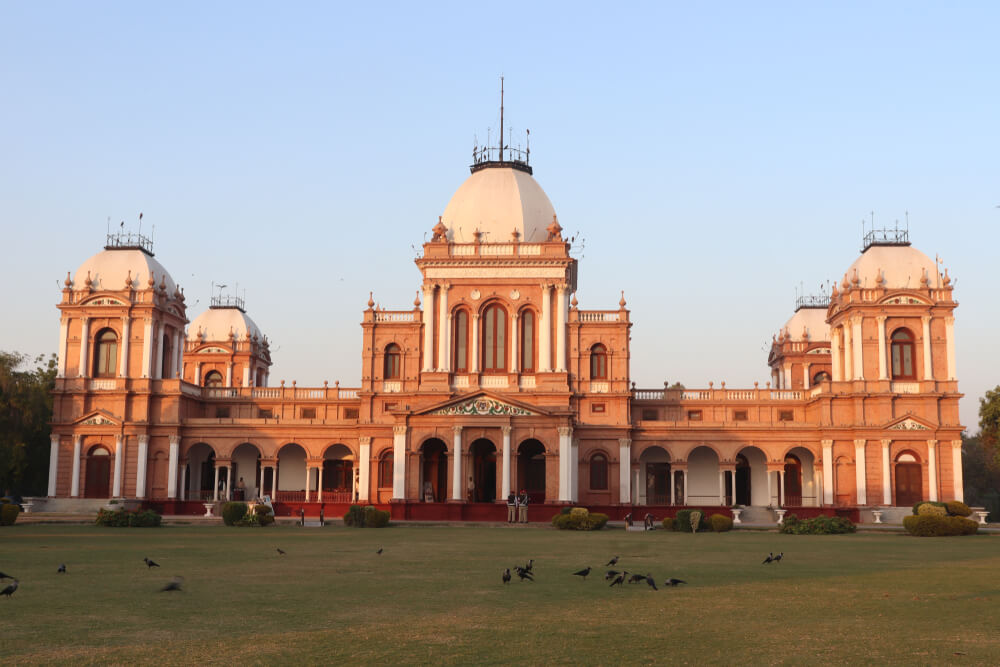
[506,491,517,523]
[518,489,529,524]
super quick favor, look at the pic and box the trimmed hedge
[709,514,734,532]
[903,514,978,537]
[343,505,390,528]
[0,503,21,526]
[673,509,710,533]
[912,501,948,515]
[551,507,609,530]
[221,502,248,526]
[945,501,972,517]
[95,508,162,527]
[661,517,675,531]
[917,503,947,518]
[779,514,856,535]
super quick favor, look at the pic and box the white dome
[74,248,176,293]
[782,307,830,342]
[844,245,939,290]
[188,307,263,343]
[441,166,556,243]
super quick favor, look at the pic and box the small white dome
[782,307,830,342]
[74,248,176,293]
[188,307,263,343]
[441,166,556,243]
[844,245,939,290]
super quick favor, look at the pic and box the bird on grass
[276,548,286,555]
[609,571,627,587]
[57,564,66,574]
[628,573,647,584]
[144,557,160,569]
[502,568,511,585]
[646,575,658,591]
[523,559,534,573]
[773,552,784,563]
[376,547,383,555]
[664,578,687,587]
[606,556,619,567]
[605,570,620,581]
[1,579,18,598]
[514,566,533,582]
[572,567,591,581]
[160,576,184,592]
[0,571,13,580]
[762,552,774,565]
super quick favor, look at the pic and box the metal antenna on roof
[499,75,504,161]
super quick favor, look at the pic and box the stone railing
[482,376,509,388]
[590,381,610,393]
[633,386,805,402]
[88,378,119,391]
[891,382,921,394]
[449,243,542,257]
[195,384,362,400]
[374,311,416,323]
[578,311,621,323]
[382,381,402,393]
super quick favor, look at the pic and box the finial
[619,290,626,308]
[85,271,93,288]
[546,214,563,242]
[125,270,132,289]
[414,291,421,308]
[570,292,578,308]
[511,228,521,241]
[367,292,375,309]
[851,269,860,287]
[64,271,72,288]
[159,275,167,291]
[473,228,483,243]
[920,268,930,287]
[943,268,951,285]
[431,216,448,242]
[148,271,156,288]
[831,282,838,297]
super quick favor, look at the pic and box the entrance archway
[735,446,767,506]
[420,439,448,502]
[187,443,216,501]
[894,451,922,506]
[735,454,751,505]
[231,442,262,501]
[84,445,111,498]
[517,439,546,504]
[470,439,497,503]
[276,443,307,502]
[639,446,671,505]
[687,446,720,505]
[323,444,354,502]
[784,454,803,506]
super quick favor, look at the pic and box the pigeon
[514,566,534,582]
[609,571,627,587]
[606,556,619,567]
[0,572,13,580]
[628,573,647,584]
[773,552,784,564]
[605,570,621,581]
[57,564,66,574]
[502,568,511,585]
[0,579,18,598]
[664,578,687,587]
[276,548,286,555]
[524,559,534,573]
[646,575,658,591]
[144,558,160,569]
[572,567,591,581]
[160,576,184,592]
[762,552,774,565]
[376,547,383,555]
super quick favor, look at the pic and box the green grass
[1,523,998,665]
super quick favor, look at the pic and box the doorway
[517,439,546,504]
[470,439,497,502]
[84,446,111,498]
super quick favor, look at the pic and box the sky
[2,2,998,430]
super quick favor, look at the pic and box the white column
[471,313,481,374]
[113,434,125,498]
[618,438,631,504]
[681,469,688,505]
[501,426,512,499]
[57,318,69,377]
[843,323,853,381]
[803,362,811,390]
[392,426,407,500]
[317,466,324,503]
[555,284,568,371]
[258,464,265,500]
[167,436,179,500]
[921,315,933,380]
[852,316,863,380]
[173,330,182,379]
[194,362,202,385]
[153,323,164,380]
[540,283,552,372]
[213,465,221,501]
[815,467,823,508]
[422,286,435,372]
[766,469,774,505]
[437,284,450,372]
[822,440,833,505]
[118,318,131,377]
[451,426,463,501]
[136,435,149,499]
[78,317,91,378]
[48,435,60,496]
[881,439,892,505]
[778,470,786,507]
[225,466,232,501]
[558,426,573,502]
[142,318,153,378]
[225,363,233,387]
[571,437,580,502]
[783,365,792,389]
[305,468,311,502]
[718,470,725,506]
[71,436,82,497]
[359,438,371,501]
[877,316,888,380]
[242,366,250,387]
[927,439,938,502]
[180,462,188,501]
[831,328,842,382]
[271,465,277,500]
[951,440,964,502]
[854,439,867,505]
[509,313,517,373]
[944,316,956,380]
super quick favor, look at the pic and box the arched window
[161,330,173,379]
[378,450,394,487]
[204,370,223,387]
[590,344,608,380]
[94,329,118,377]
[482,304,507,372]
[891,329,915,380]
[590,453,609,490]
[453,311,469,372]
[520,310,535,372]
[384,344,401,379]
[813,370,831,384]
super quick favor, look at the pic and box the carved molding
[430,397,536,417]
[888,418,930,431]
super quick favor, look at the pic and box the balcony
[590,381,610,393]
[87,378,120,391]
[382,381,402,393]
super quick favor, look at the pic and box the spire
[470,78,532,174]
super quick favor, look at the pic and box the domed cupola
[73,233,177,294]
[842,228,940,290]
[185,291,271,388]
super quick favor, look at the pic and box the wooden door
[85,457,111,498]
[895,463,922,506]
[784,459,802,506]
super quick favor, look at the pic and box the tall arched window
[204,370,223,387]
[384,344,401,379]
[590,453,609,490]
[590,343,608,380]
[453,310,469,372]
[520,310,535,372]
[482,304,507,372]
[378,450,394,487]
[891,329,915,380]
[94,329,118,377]
[161,331,173,379]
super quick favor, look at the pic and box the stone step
[302,521,324,527]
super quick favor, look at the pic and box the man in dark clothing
[506,492,517,523]
[518,489,529,524]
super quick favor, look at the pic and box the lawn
[1,522,998,665]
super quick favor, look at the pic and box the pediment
[75,410,121,427]
[420,392,544,417]
[879,292,931,306]
[886,415,933,431]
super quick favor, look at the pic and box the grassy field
[1,523,998,665]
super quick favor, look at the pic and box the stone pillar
[472,313,481,374]
[843,324,853,381]
[509,313,518,373]
[618,438,631,504]
[392,426,408,500]
[135,435,149,499]
[317,466,324,503]
[670,470,676,505]
[945,316,956,380]
[877,315,888,380]
[359,438,371,502]
[501,426,512,499]
[540,283,552,372]
[180,461,188,501]
[437,283,450,372]
[681,469,688,505]
[71,435,82,497]
[213,465,221,501]
[194,362,202,385]
[571,437,579,502]
[767,470,773,506]
[225,466,232,501]
[951,440,964,502]
[558,426,573,502]
[778,470,786,507]
[783,365,792,390]
[119,317,131,377]
[851,316,863,380]
[174,330,182,379]
[854,439,867,505]
[78,317,91,378]
[927,439,938,502]
[556,284,568,372]
[271,465,277,500]
[242,366,250,387]
[921,315,933,380]
[422,285,435,372]
[803,362,811,390]
[822,440,833,505]
[153,323,164,380]
[142,318,153,378]
[48,435,60,497]
[451,426,463,501]
[225,362,233,387]
[831,328,842,382]
[718,470,725,506]
[305,467,312,502]
[57,318,69,377]
[881,439,892,505]
[113,434,125,498]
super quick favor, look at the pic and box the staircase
[736,506,777,525]
[27,498,111,514]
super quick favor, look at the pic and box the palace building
[44,134,965,520]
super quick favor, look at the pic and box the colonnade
[56,315,184,380]
[829,314,956,382]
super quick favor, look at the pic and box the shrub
[903,514,978,537]
[661,517,675,531]
[779,514,856,535]
[673,509,710,532]
[945,501,972,517]
[95,508,161,527]
[221,502,248,526]
[364,506,390,528]
[917,503,947,518]
[550,507,607,530]
[709,514,733,532]
[254,504,275,526]
[343,505,366,527]
[0,503,21,526]
[912,501,948,515]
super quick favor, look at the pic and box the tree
[979,385,1000,469]
[0,351,57,495]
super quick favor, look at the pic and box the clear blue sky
[2,2,997,430]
